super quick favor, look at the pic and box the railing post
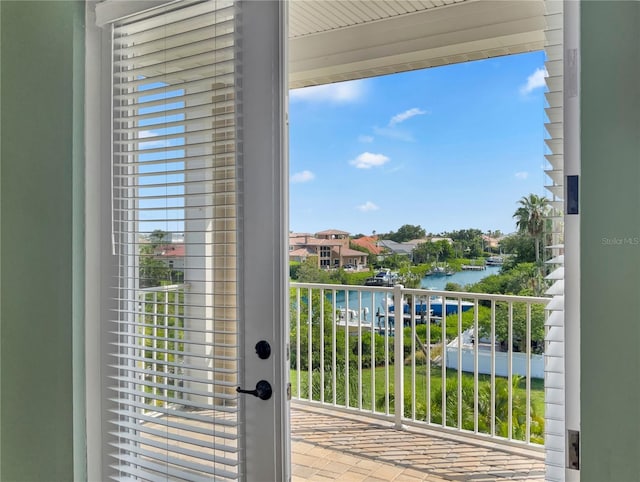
[393,284,404,429]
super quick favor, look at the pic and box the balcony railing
[290,282,549,448]
[136,282,548,450]
[135,283,187,409]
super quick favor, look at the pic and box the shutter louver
[110,1,241,480]
[543,1,565,480]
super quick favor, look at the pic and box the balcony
[290,282,548,480]
[291,403,545,481]
[135,282,548,479]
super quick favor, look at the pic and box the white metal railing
[290,282,549,448]
[135,283,187,409]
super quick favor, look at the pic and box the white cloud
[357,201,379,212]
[515,171,529,180]
[389,107,427,126]
[349,152,390,169]
[138,130,169,149]
[373,126,414,142]
[291,170,315,183]
[358,135,374,143]
[290,79,366,103]
[520,67,548,95]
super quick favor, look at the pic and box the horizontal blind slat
[111,356,235,374]
[111,410,237,439]
[109,452,236,482]
[109,402,238,428]
[114,76,234,102]
[110,421,237,453]
[116,19,235,59]
[111,342,239,362]
[116,63,234,89]
[114,2,234,39]
[109,386,238,412]
[113,103,235,125]
[109,1,241,480]
[114,49,234,79]
[110,432,238,463]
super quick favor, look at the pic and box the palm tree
[513,194,550,263]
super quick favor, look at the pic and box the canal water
[335,265,502,313]
[420,265,502,290]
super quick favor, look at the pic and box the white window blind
[543,1,566,480]
[110,1,242,480]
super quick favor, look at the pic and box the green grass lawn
[292,365,543,409]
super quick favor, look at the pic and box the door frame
[84,1,290,480]
[237,1,290,480]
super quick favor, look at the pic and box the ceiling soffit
[289,0,546,88]
[289,0,468,38]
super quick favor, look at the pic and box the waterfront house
[289,229,368,269]
[377,239,416,259]
[351,235,385,257]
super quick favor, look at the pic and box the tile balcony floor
[291,403,545,482]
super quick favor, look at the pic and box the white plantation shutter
[543,1,567,480]
[110,1,242,479]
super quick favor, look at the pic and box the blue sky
[289,51,548,236]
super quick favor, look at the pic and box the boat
[388,296,474,318]
[364,269,398,287]
[336,308,371,331]
[432,265,454,276]
[337,307,369,322]
[486,256,504,266]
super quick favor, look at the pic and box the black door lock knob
[255,340,271,359]
[236,380,272,400]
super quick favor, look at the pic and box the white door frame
[84,1,289,480]
[237,1,290,480]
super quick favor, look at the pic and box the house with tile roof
[351,235,385,256]
[289,230,368,269]
[154,243,186,271]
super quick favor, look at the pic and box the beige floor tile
[337,471,371,481]
[292,465,318,479]
[291,403,544,482]
[320,461,355,475]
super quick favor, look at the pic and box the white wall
[446,347,544,379]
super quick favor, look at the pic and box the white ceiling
[288,0,546,88]
[289,0,468,38]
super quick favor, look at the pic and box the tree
[138,229,180,287]
[446,228,483,257]
[412,242,435,264]
[412,240,453,264]
[293,256,332,283]
[139,243,170,288]
[382,224,426,243]
[378,253,408,270]
[499,234,536,264]
[149,229,169,247]
[513,194,549,263]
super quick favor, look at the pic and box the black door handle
[236,380,272,400]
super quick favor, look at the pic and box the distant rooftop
[351,236,384,255]
[315,229,350,236]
